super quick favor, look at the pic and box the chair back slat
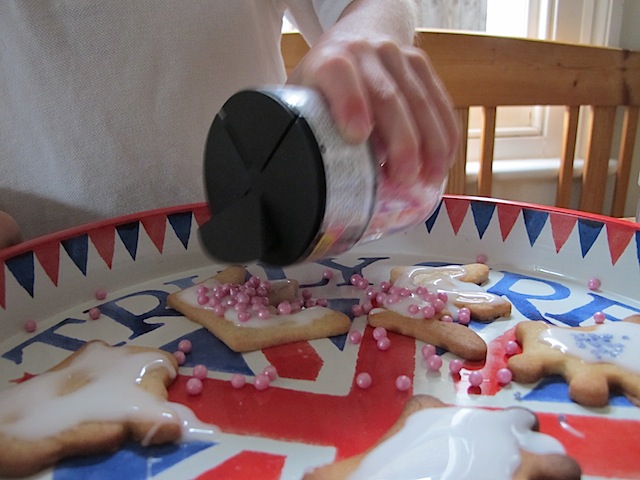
[556,106,580,208]
[281,31,640,216]
[612,106,640,216]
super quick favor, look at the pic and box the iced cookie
[367,264,511,361]
[507,315,640,407]
[0,340,211,477]
[304,394,581,480]
[167,265,351,352]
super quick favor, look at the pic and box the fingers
[288,37,458,187]
[0,211,23,249]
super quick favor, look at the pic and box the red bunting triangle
[549,212,578,253]
[497,204,522,241]
[88,225,116,269]
[141,214,167,254]
[444,197,470,235]
[606,222,636,265]
[193,205,211,227]
[33,240,61,286]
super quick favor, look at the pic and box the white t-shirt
[0,0,352,239]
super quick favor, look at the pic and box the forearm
[330,0,418,45]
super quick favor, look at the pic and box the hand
[287,32,459,189]
[0,211,23,249]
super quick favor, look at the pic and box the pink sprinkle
[594,311,606,324]
[437,292,448,302]
[24,320,37,333]
[95,289,107,300]
[350,274,362,286]
[186,377,203,396]
[237,311,252,323]
[476,254,488,264]
[497,367,513,385]
[316,298,328,307]
[193,364,208,380]
[254,373,271,391]
[440,314,454,323]
[395,375,412,391]
[351,304,364,316]
[433,299,445,313]
[408,304,420,315]
[587,277,601,291]
[449,359,464,374]
[322,269,334,280]
[377,337,391,351]
[278,301,292,315]
[457,307,471,325]
[348,330,363,344]
[263,365,278,381]
[421,305,436,319]
[197,294,209,306]
[361,302,373,314]
[504,340,520,356]
[302,289,312,300]
[372,326,387,340]
[426,354,443,372]
[88,307,101,320]
[230,374,246,389]
[173,351,186,365]
[421,344,436,358]
[379,281,391,293]
[468,371,484,387]
[257,308,270,320]
[178,339,192,353]
[356,372,372,389]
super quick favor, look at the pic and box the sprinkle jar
[200,86,445,266]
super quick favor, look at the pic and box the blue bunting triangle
[116,222,140,260]
[425,200,443,233]
[522,209,549,247]
[577,219,604,258]
[168,212,193,249]
[5,252,35,298]
[61,235,89,276]
[470,202,496,239]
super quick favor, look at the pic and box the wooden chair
[281,30,640,217]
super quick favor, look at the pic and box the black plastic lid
[199,90,326,266]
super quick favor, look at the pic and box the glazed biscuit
[304,394,581,480]
[167,266,351,352]
[368,264,511,360]
[0,341,181,477]
[508,315,640,407]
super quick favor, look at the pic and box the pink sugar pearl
[88,307,101,320]
[356,372,372,389]
[348,330,363,344]
[588,277,601,291]
[263,365,278,381]
[178,339,192,353]
[426,354,443,372]
[173,350,186,365]
[457,307,471,325]
[186,377,203,396]
[377,337,391,351]
[372,326,387,341]
[594,311,606,324]
[421,344,436,359]
[449,359,464,375]
[497,368,513,385]
[395,375,412,391]
[254,373,271,391]
[468,371,484,387]
[94,289,107,300]
[505,340,520,356]
[230,374,246,389]
[193,364,208,380]
[351,304,364,316]
[476,254,488,264]
[322,269,334,280]
[24,320,37,333]
[278,301,293,315]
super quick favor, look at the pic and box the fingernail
[343,116,372,143]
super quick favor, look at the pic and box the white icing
[539,322,640,374]
[0,342,219,444]
[176,279,333,328]
[349,407,565,480]
[388,265,507,319]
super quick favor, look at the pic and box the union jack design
[0,196,639,479]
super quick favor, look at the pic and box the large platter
[1,195,639,480]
